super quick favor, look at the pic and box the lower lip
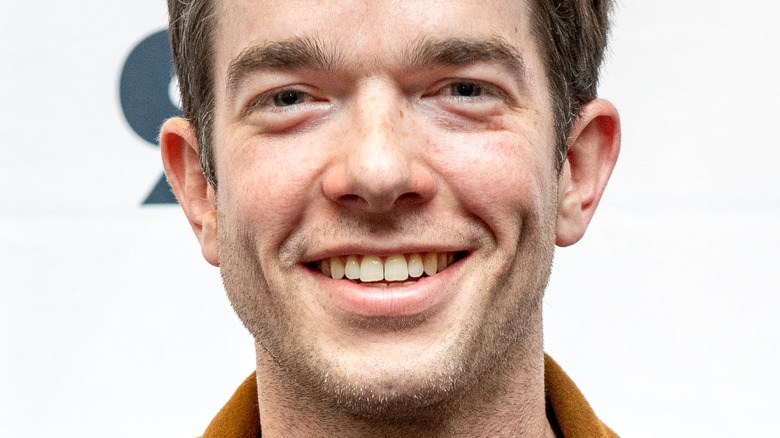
[309,263,460,317]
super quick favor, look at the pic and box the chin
[306,349,471,419]
[263,296,538,420]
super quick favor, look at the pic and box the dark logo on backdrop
[120,29,180,204]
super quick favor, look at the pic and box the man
[160,0,621,436]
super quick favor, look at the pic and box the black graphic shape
[120,29,181,204]
[144,174,177,204]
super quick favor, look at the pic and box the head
[168,0,614,188]
[160,0,620,427]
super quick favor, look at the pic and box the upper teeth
[319,252,455,283]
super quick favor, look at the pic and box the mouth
[307,251,469,287]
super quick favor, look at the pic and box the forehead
[212,0,539,79]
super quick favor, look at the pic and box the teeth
[345,255,360,280]
[321,252,459,285]
[360,256,384,282]
[330,257,344,280]
[408,253,424,278]
[423,252,438,276]
[384,254,409,281]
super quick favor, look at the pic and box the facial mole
[399,109,404,118]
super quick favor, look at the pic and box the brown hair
[166,0,613,187]
[527,0,614,167]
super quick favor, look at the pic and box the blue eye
[273,90,307,106]
[449,82,483,97]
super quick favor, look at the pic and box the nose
[321,88,436,214]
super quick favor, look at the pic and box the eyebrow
[225,35,526,97]
[404,37,526,85]
[226,36,343,96]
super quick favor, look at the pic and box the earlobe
[555,99,621,247]
[160,117,220,266]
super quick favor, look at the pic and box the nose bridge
[349,86,407,184]
[321,79,435,213]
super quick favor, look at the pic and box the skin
[160,0,620,436]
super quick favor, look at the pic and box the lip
[305,254,465,318]
[299,242,469,264]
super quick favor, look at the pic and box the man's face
[210,0,562,412]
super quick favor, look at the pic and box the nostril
[397,192,423,204]
[339,194,363,204]
[322,158,436,212]
[338,192,425,211]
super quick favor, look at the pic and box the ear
[555,99,621,247]
[160,117,220,266]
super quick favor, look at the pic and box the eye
[240,85,330,132]
[244,88,315,115]
[273,89,309,107]
[418,78,512,123]
[449,82,483,98]
[432,80,508,103]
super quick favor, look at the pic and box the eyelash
[241,78,509,119]
[434,79,508,102]
[244,87,315,115]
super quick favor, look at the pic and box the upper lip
[299,244,472,264]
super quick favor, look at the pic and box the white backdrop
[2,1,779,437]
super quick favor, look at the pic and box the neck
[253,345,555,438]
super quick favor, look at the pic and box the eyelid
[241,86,319,118]
[429,78,512,104]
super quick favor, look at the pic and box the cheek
[432,131,551,213]
[216,134,326,239]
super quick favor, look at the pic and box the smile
[313,252,467,287]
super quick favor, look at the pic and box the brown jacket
[200,355,618,437]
